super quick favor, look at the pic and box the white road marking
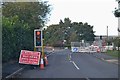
[68,53,80,70]
[105,59,118,62]
[72,61,80,70]
[47,52,53,57]
[70,61,72,62]
[68,53,72,61]
[105,59,118,64]
[101,58,104,60]
[6,67,24,78]
[86,77,90,80]
[69,54,71,61]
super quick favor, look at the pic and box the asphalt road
[19,49,118,78]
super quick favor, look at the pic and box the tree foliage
[113,37,120,50]
[44,18,95,47]
[2,1,51,62]
[2,16,32,62]
[2,2,51,28]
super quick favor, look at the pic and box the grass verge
[106,50,119,58]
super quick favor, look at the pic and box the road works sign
[71,47,79,52]
[19,50,41,65]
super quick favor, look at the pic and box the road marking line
[106,59,118,62]
[101,58,104,60]
[47,52,53,57]
[6,67,24,78]
[86,77,90,80]
[68,53,72,61]
[72,61,80,70]
[68,54,70,60]
[68,53,80,70]
[69,54,71,61]
[70,61,72,62]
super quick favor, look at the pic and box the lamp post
[118,0,120,36]
[114,0,120,36]
[79,33,83,41]
[63,26,71,48]
[107,26,109,46]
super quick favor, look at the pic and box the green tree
[2,2,51,29]
[2,16,31,62]
[44,18,95,47]
[64,18,71,27]
[2,1,51,62]
[113,37,120,51]
[71,22,95,42]
[59,19,64,28]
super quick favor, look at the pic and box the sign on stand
[19,50,41,65]
[71,47,79,52]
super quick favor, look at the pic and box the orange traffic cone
[40,58,44,69]
[44,55,48,65]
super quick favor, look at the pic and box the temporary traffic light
[34,29,42,47]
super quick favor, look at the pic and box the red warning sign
[19,50,41,65]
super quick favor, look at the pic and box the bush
[2,16,34,62]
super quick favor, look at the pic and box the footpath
[91,52,118,65]
[2,60,25,78]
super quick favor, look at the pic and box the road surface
[19,49,118,78]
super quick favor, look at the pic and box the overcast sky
[44,0,118,36]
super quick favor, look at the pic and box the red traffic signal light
[36,31,41,35]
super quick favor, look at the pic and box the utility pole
[107,26,108,46]
[118,0,120,36]
[114,0,120,36]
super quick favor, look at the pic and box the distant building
[95,35,117,40]
[94,35,117,46]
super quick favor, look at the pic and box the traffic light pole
[42,39,44,58]
[41,29,45,59]
[34,47,36,51]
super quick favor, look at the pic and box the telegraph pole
[118,0,120,36]
[114,0,120,36]
[107,26,108,46]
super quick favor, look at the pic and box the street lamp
[62,26,71,48]
[68,27,70,29]
[79,33,83,41]
[114,0,120,36]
